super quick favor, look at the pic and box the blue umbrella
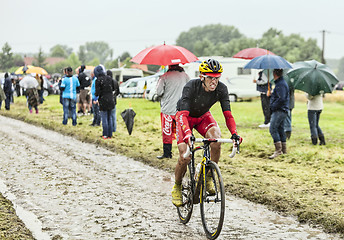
[244,54,292,70]
[244,54,292,94]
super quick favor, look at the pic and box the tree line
[0,24,343,79]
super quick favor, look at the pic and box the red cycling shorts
[176,111,218,144]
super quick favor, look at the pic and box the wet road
[0,115,341,239]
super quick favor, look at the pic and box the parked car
[43,77,54,96]
[144,74,162,101]
[119,77,147,98]
[119,74,163,98]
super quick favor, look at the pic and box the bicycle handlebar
[183,138,239,159]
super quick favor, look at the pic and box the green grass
[1,92,344,236]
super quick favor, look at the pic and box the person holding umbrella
[307,93,325,145]
[268,69,289,159]
[156,64,190,159]
[254,70,271,128]
[286,60,338,145]
[171,59,242,207]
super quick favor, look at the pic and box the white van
[182,56,260,101]
[109,68,144,85]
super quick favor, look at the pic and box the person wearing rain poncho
[307,93,325,145]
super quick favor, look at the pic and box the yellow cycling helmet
[199,59,223,77]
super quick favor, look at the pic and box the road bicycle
[176,136,239,240]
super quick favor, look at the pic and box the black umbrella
[121,108,136,135]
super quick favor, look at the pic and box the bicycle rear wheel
[177,164,193,224]
[200,161,225,239]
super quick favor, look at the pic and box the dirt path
[0,115,341,239]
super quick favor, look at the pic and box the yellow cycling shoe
[206,175,216,196]
[171,183,182,207]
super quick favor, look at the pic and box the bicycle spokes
[177,166,194,224]
[200,162,225,239]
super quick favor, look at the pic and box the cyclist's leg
[195,112,222,163]
[172,143,191,206]
[205,126,221,164]
[175,142,190,183]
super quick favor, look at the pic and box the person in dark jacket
[3,73,12,110]
[95,65,115,139]
[106,70,120,133]
[254,71,271,128]
[78,65,91,115]
[269,69,289,159]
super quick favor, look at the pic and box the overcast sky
[2,0,344,60]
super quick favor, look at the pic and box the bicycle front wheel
[177,164,193,224]
[200,161,225,239]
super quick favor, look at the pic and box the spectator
[78,65,91,115]
[90,71,101,126]
[15,76,21,97]
[307,93,325,145]
[254,70,271,128]
[36,74,44,104]
[3,73,12,110]
[60,67,80,126]
[26,84,39,114]
[95,65,115,139]
[156,64,190,159]
[284,87,295,140]
[269,69,289,159]
[0,81,5,109]
[106,70,120,133]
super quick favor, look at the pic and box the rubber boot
[157,144,172,159]
[281,142,287,154]
[311,136,318,145]
[319,135,326,145]
[269,141,282,159]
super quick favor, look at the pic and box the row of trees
[0,24,343,79]
[176,25,323,63]
[0,41,135,75]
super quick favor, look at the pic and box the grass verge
[0,91,344,237]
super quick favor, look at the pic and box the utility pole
[321,30,326,64]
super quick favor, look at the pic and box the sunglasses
[202,75,220,81]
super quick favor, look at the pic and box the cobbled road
[0,115,341,240]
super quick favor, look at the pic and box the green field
[1,92,344,237]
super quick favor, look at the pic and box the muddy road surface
[0,115,341,240]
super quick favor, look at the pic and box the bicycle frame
[186,138,238,204]
[178,137,239,239]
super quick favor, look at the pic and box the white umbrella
[19,76,39,89]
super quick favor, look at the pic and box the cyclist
[172,59,242,207]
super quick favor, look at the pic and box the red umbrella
[131,43,198,66]
[232,48,275,60]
